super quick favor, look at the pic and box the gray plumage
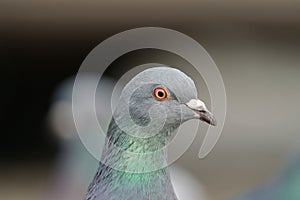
[85,67,216,200]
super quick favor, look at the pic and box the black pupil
[157,91,164,97]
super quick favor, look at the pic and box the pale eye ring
[153,87,167,100]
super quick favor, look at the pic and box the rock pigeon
[47,75,116,200]
[234,153,300,200]
[85,67,216,200]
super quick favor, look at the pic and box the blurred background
[1,1,300,200]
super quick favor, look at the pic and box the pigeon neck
[85,162,177,200]
[85,119,178,199]
[100,118,171,172]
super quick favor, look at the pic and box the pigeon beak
[185,99,217,126]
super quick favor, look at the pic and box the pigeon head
[114,66,216,140]
[85,67,217,200]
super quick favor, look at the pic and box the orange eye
[153,87,167,100]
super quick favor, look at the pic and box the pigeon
[47,75,116,200]
[234,153,300,200]
[85,67,216,200]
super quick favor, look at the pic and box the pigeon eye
[153,87,167,100]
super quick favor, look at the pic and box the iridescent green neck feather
[85,119,178,200]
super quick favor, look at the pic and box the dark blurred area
[1,1,300,200]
